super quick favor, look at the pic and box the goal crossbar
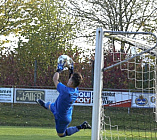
[105,34,157,56]
[103,31,157,71]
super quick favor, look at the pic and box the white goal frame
[91,28,157,140]
[91,28,104,140]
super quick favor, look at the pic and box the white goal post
[91,28,157,140]
[91,28,104,140]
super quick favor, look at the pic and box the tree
[64,0,157,90]
[15,0,83,86]
[0,0,89,87]
[65,0,157,44]
[0,0,27,50]
[15,0,80,64]
[0,0,23,35]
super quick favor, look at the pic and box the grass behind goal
[0,103,157,139]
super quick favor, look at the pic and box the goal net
[91,28,157,140]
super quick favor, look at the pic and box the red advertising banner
[102,91,132,107]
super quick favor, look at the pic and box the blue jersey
[54,82,79,119]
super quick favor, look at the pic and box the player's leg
[36,99,51,110]
[57,121,91,137]
[55,117,79,137]
[77,121,92,129]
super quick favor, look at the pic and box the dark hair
[72,72,83,87]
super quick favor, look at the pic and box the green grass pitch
[0,126,156,140]
[0,126,91,140]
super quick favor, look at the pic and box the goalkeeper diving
[36,55,91,137]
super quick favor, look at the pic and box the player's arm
[53,72,59,88]
[53,56,65,88]
[68,60,74,79]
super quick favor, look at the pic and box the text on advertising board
[0,88,13,103]
[75,91,91,103]
[16,90,45,102]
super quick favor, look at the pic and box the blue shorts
[55,117,71,133]
[49,103,72,133]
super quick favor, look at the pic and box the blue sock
[45,102,51,110]
[66,126,79,136]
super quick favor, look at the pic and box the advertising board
[0,88,13,103]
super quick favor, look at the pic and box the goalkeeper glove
[56,61,65,73]
[69,62,74,78]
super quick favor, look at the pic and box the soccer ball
[57,55,73,69]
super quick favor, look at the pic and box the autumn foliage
[0,49,137,89]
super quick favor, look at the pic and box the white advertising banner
[131,92,156,108]
[14,88,60,104]
[45,90,93,106]
[45,89,59,103]
[0,88,13,103]
[14,88,45,103]
[8,87,156,108]
[14,88,93,105]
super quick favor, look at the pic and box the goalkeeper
[36,55,91,137]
